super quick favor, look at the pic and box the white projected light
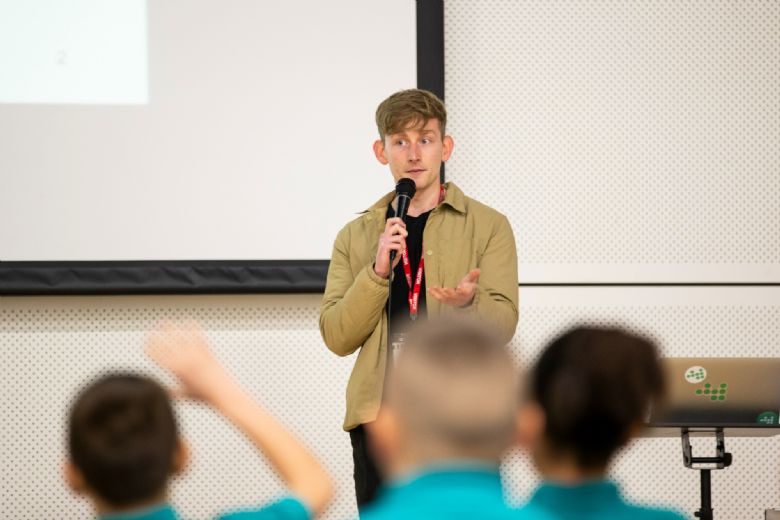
[0,0,148,104]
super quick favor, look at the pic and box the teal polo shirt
[517,480,686,520]
[358,463,551,520]
[98,496,309,520]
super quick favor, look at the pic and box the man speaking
[319,89,518,509]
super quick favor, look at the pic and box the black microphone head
[395,178,417,199]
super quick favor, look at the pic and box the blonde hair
[385,319,519,458]
[375,89,447,141]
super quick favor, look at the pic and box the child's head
[521,326,665,475]
[369,319,520,472]
[66,373,185,509]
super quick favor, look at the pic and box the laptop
[648,357,780,429]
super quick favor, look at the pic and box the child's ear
[64,460,87,495]
[621,420,644,447]
[515,402,545,448]
[366,408,400,469]
[172,437,190,475]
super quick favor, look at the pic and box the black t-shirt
[386,205,431,337]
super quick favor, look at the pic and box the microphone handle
[388,193,412,263]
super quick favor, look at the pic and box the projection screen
[0,0,421,292]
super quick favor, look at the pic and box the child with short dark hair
[65,321,332,520]
[516,326,685,520]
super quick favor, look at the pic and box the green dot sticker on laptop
[694,381,728,401]
[685,366,707,383]
[757,412,778,425]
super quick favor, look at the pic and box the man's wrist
[459,297,475,308]
[458,288,479,309]
[372,263,390,279]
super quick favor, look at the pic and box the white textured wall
[445,0,780,283]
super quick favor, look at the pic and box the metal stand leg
[681,428,732,520]
[695,469,713,520]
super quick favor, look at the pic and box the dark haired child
[515,326,686,520]
[66,321,332,520]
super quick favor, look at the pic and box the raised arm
[145,321,333,516]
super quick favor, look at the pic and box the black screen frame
[0,0,444,296]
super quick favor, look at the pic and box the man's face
[373,118,454,193]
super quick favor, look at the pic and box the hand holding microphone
[373,179,416,279]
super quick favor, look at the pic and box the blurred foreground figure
[515,326,685,520]
[359,319,548,520]
[65,321,332,520]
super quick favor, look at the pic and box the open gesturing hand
[428,268,480,308]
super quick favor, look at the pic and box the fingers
[428,282,476,307]
[145,319,211,370]
[388,224,408,238]
[385,217,406,229]
[384,218,408,239]
[428,286,458,302]
[464,268,481,284]
[375,218,410,278]
[145,321,174,361]
[428,287,444,301]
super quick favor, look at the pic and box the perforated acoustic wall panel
[1,290,779,519]
[0,295,356,520]
[444,0,780,283]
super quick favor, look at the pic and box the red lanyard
[400,249,425,320]
[399,185,446,320]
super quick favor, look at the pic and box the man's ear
[515,402,545,448]
[441,135,454,162]
[171,437,190,476]
[64,460,87,495]
[373,139,389,165]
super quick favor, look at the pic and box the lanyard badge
[398,185,446,320]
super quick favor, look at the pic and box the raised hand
[145,320,229,401]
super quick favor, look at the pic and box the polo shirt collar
[99,503,178,520]
[528,479,624,511]
[384,461,503,498]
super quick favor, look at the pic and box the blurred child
[65,321,332,519]
[359,319,549,520]
[515,326,685,520]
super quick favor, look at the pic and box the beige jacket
[319,182,519,430]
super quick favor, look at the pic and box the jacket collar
[363,181,467,216]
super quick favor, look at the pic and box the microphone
[389,178,417,263]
